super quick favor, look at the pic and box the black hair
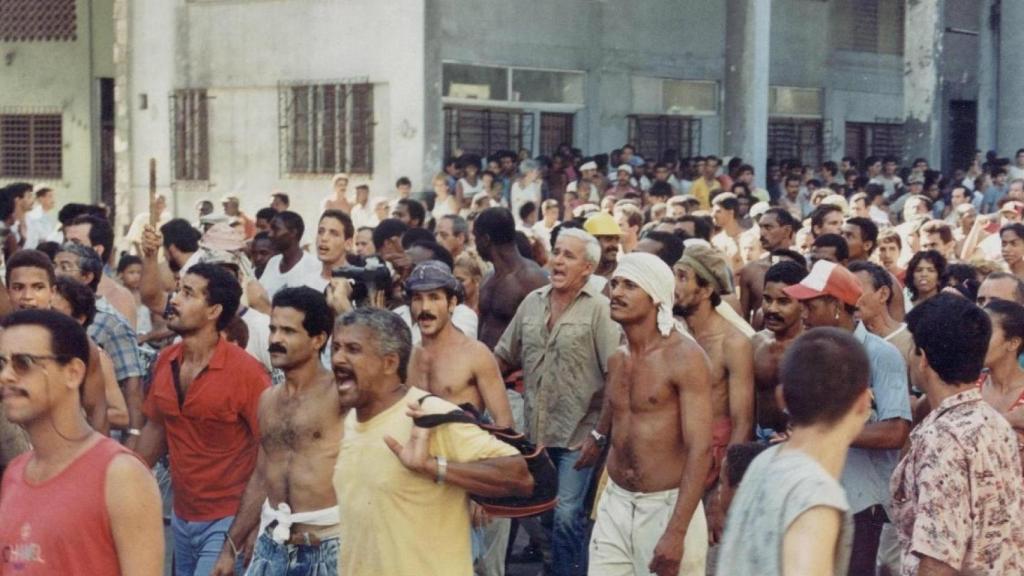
[812,233,849,262]
[397,198,426,227]
[396,176,412,188]
[985,299,1024,356]
[518,201,537,223]
[35,241,60,262]
[848,261,894,305]
[252,230,272,245]
[373,219,409,251]
[69,215,114,261]
[6,249,55,287]
[256,207,278,222]
[845,217,879,255]
[117,254,142,274]
[761,208,800,232]
[271,192,290,206]
[640,230,684,268]
[725,442,770,488]
[57,203,95,227]
[1,309,90,373]
[677,215,713,241]
[780,327,870,426]
[401,228,435,250]
[409,240,455,270]
[272,210,305,241]
[906,250,947,301]
[712,194,739,213]
[907,294,990,384]
[185,263,242,331]
[474,207,517,246]
[161,219,201,253]
[648,181,673,199]
[319,209,355,240]
[271,287,333,352]
[943,263,979,291]
[764,261,808,287]
[53,276,97,328]
[1000,223,1024,242]
[514,232,533,260]
[769,248,807,269]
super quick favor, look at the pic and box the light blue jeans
[245,531,339,576]
[171,513,234,576]
[547,447,595,576]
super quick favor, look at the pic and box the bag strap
[413,394,479,428]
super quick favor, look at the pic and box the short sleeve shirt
[891,389,1024,575]
[258,252,325,300]
[143,337,269,521]
[88,298,144,382]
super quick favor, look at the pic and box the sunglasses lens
[12,355,32,374]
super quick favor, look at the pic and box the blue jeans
[548,447,595,576]
[171,513,234,576]
[245,532,339,576]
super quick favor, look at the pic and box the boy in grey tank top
[717,327,871,575]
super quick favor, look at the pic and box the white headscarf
[612,252,676,336]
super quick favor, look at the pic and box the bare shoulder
[106,452,158,491]
[607,345,629,370]
[751,329,771,349]
[723,323,754,353]
[666,332,711,386]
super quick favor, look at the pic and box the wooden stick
[148,158,158,228]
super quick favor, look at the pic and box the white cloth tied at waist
[259,500,340,544]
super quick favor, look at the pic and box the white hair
[556,228,601,266]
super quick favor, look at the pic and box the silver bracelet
[435,456,448,484]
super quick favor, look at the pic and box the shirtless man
[404,260,515,576]
[738,208,799,327]
[674,244,754,471]
[212,287,341,576]
[581,252,713,576]
[475,207,548,349]
[750,261,807,441]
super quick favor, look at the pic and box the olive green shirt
[495,280,619,448]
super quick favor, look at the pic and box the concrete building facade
[1,0,1019,235]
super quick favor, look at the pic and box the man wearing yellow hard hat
[584,212,622,282]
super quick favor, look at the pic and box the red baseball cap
[783,260,863,306]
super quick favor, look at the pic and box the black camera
[331,260,392,303]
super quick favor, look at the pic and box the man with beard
[211,287,340,576]
[581,253,713,576]
[404,260,514,576]
[673,244,754,483]
[476,208,548,349]
[135,264,269,576]
[751,261,807,442]
[738,208,800,326]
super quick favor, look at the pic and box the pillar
[976,0,998,154]
[904,0,945,167]
[997,0,1024,155]
[723,0,771,188]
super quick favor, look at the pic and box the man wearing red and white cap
[784,259,911,576]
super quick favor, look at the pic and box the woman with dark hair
[982,299,1024,471]
[942,262,980,302]
[905,250,946,308]
[1001,223,1024,279]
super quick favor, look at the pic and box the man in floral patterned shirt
[894,294,1024,575]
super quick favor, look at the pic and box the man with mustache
[738,208,800,327]
[581,252,713,576]
[751,261,807,443]
[134,263,269,576]
[211,287,339,575]
[404,260,514,576]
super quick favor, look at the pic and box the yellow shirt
[333,387,519,576]
[689,177,721,210]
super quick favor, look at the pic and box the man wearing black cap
[404,260,514,576]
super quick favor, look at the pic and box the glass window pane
[663,80,717,115]
[512,69,584,104]
[770,87,822,117]
[443,63,507,101]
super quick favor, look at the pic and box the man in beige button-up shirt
[496,227,620,576]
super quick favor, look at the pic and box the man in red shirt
[136,263,269,576]
[0,309,163,575]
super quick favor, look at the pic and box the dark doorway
[99,78,115,219]
[948,100,977,171]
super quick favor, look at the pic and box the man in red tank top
[0,309,163,575]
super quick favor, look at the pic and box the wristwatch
[590,429,608,448]
[434,456,448,484]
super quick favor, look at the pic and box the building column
[998,0,1024,155]
[113,0,132,243]
[723,0,771,188]
[904,0,945,167]
[977,0,999,154]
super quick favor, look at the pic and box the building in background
[0,0,1015,236]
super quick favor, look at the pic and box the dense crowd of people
[1,143,1024,576]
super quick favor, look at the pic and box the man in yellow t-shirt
[690,156,723,210]
[331,307,532,576]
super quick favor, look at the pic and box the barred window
[443,107,533,160]
[627,115,701,163]
[280,83,374,176]
[845,122,904,166]
[834,0,904,55]
[0,0,76,42]
[171,89,209,182]
[0,114,62,179]
[769,120,824,167]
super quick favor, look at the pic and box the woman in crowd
[905,249,946,309]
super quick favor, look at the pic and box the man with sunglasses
[0,309,163,574]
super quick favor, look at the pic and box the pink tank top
[0,436,135,575]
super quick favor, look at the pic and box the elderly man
[495,228,620,576]
[581,253,714,576]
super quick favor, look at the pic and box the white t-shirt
[349,202,378,231]
[259,252,325,299]
[510,181,542,226]
[241,307,273,374]
[395,304,478,345]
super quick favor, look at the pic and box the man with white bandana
[580,253,714,576]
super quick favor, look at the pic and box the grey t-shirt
[717,445,853,576]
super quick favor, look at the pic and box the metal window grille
[834,0,904,55]
[627,115,701,162]
[539,113,574,156]
[0,113,62,179]
[0,0,76,42]
[768,119,826,167]
[278,83,374,176]
[170,89,209,182]
[845,122,905,166]
[443,107,534,160]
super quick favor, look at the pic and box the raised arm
[724,333,755,445]
[139,225,169,318]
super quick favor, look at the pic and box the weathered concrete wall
[997,0,1024,156]
[904,0,945,168]
[724,0,771,187]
